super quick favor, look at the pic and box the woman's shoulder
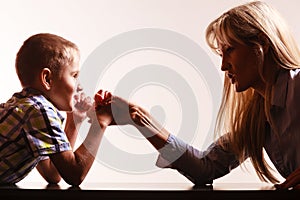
[271,68,300,107]
[284,68,300,104]
[285,68,300,89]
[288,68,300,79]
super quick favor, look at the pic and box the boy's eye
[73,73,79,78]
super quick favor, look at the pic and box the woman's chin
[235,83,248,93]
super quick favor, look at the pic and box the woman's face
[219,41,264,93]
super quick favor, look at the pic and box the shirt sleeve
[156,134,240,185]
[24,103,71,157]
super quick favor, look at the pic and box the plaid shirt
[0,88,71,184]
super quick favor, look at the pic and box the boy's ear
[258,32,270,54]
[40,68,52,90]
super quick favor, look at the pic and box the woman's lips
[228,73,236,84]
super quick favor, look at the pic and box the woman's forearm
[132,106,170,150]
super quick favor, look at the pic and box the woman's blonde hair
[206,1,300,183]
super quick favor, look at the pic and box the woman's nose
[220,56,231,72]
[221,59,227,71]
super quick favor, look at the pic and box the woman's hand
[275,167,300,190]
[108,95,139,125]
[90,89,145,126]
[90,89,170,150]
[65,91,93,149]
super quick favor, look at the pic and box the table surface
[5,181,276,190]
[0,182,299,199]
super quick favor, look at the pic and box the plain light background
[0,0,296,186]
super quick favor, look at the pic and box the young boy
[0,33,113,186]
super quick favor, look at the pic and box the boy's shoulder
[2,88,48,107]
[0,88,61,119]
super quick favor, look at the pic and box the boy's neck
[23,87,44,96]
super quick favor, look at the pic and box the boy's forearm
[68,122,106,184]
[49,121,106,186]
[65,112,82,149]
[36,158,62,184]
[80,121,106,156]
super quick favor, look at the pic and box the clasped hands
[86,89,149,128]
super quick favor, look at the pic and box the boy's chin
[59,104,73,112]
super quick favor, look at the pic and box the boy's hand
[91,90,138,126]
[88,90,114,126]
[72,92,93,124]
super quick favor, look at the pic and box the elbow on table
[63,175,85,186]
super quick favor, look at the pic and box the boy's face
[49,60,80,111]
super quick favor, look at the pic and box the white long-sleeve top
[156,69,300,185]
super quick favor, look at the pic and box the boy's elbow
[45,176,61,184]
[64,175,85,186]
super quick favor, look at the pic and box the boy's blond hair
[15,33,79,87]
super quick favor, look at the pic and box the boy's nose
[76,83,83,92]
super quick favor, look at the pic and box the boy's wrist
[66,112,83,127]
[91,120,109,129]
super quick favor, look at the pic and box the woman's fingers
[275,167,300,190]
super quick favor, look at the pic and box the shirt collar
[19,87,65,123]
[271,70,289,108]
[22,87,43,96]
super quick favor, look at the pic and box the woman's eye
[216,49,222,56]
[225,47,234,54]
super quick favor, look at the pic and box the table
[0,182,299,199]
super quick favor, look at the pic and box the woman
[101,1,300,189]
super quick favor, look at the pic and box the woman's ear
[258,32,270,54]
[40,68,52,90]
